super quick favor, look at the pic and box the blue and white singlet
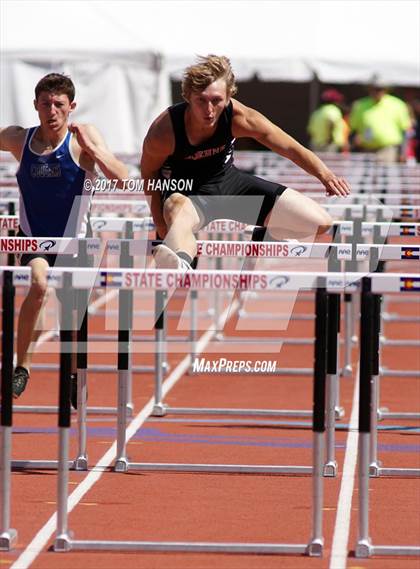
[16,127,95,237]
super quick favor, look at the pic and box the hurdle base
[152,403,168,417]
[66,538,311,554]
[156,405,313,418]
[0,529,18,551]
[377,407,389,421]
[341,364,353,377]
[323,461,337,477]
[54,533,73,552]
[114,457,129,473]
[334,406,345,420]
[306,538,324,557]
[369,461,382,477]
[355,538,373,558]
[380,367,420,378]
[125,462,313,475]
[370,545,420,556]
[11,460,74,470]
[371,467,420,477]
[74,456,88,471]
[379,410,420,421]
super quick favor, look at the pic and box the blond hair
[182,55,237,99]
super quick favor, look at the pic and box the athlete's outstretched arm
[68,123,128,186]
[232,101,350,197]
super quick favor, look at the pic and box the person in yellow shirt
[350,79,412,163]
[308,89,347,152]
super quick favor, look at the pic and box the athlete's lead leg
[264,188,332,240]
[154,193,201,268]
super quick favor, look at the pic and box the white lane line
[11,301,238,569]
[329,368,360,569]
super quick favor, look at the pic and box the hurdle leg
[343,211,360,377]
[352,293,359,343]
[356,432,372,557]
[377,303,389,419]
[189,290,198,372]
[356,278,374,557]
[122,225,135,413]
[75,368,88,470]
[307,281,328,555]
[343,294,353,376]
[0,271,17,550]
[369,374,380,475]
[309,431,325,555]
[324,291,339,476]
[327,234,344,420]
[75,285,89,470]
[0,427,17,550]
[213,235,224,340]
[324,373,337,476]
[152,291,167,416]
[114,368,129,472]
[370,292,384,475]
[114,278,133,472]
[126,352,134,415]
[55,426,72,551]
[334,325,345,420]
[54,273,73,552]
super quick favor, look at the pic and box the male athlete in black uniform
[141,55,350,270]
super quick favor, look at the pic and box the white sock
[178,257,192,273]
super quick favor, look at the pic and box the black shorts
[162,166,287,227]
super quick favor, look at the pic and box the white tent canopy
[2,0,419,85]
[1,1,419,152]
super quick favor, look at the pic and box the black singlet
[160,101,235,188]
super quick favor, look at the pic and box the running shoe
[12,366,29,399]
[153,244,181,269]
[153,244,191,272]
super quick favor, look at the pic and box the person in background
[404,90,420,164]
[349,77,412,163]
[307,88,347,153]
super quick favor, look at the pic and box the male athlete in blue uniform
[0,73,128,403]
[141,55,350,270]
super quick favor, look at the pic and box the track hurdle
[356,276,420,558]
[137,241,348,474]
[366,250,420,477]
[0,267,87,470]
[0,236,154,419]
[109,269,354,479]
[54,269,336,556]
